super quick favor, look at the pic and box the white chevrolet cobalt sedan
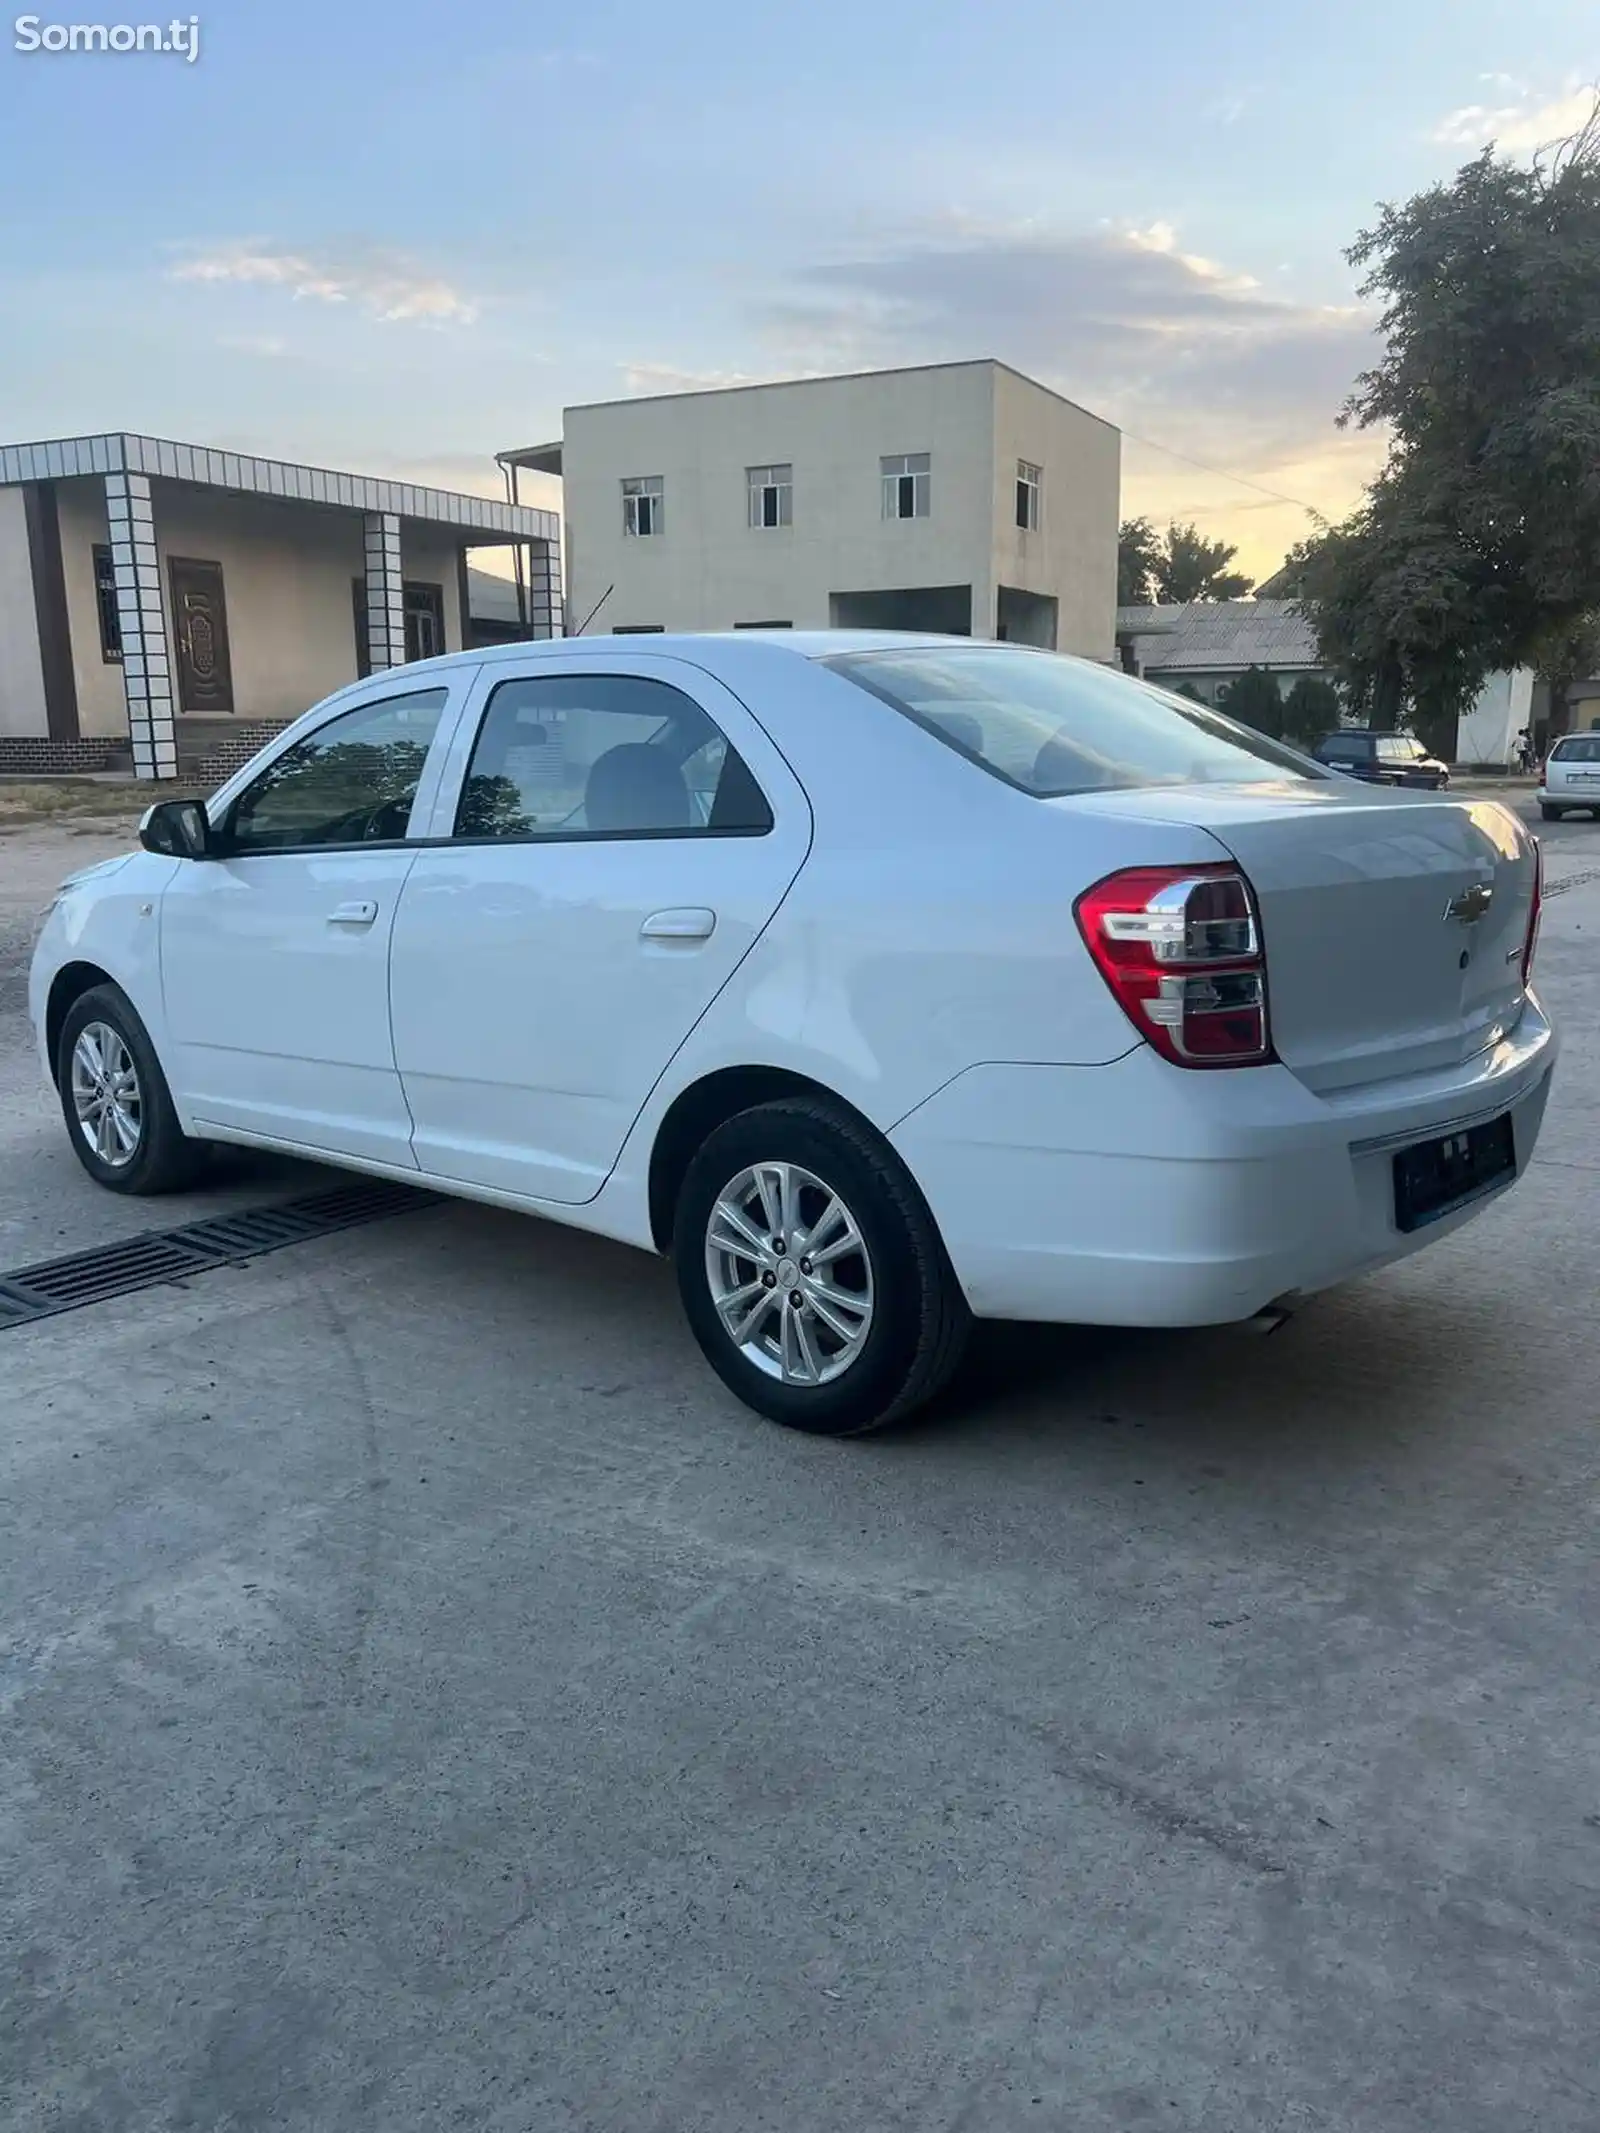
[31,634,1554,1434]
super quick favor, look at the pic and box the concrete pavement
[3,806,1599,2132]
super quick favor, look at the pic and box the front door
[170,557,234,713]
[389,659,810,1203]
[159,681,455,1161]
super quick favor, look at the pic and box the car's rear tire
[56,983,208,1195]
[672,1098,970,1435]
[1540,803,1563,821]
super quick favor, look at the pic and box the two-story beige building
[0,432,561,781]
[503,359,1119,659]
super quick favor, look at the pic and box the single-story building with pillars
[0,432,563,782]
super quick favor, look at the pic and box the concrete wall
[989,365,1119,659]
[1457,668,1535,766]
[0,486,48,738]
[400,524,467,656]
[49,478,468,734]
[563,363,1060,640]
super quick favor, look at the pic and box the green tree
[1282,673,1343,746]
[1255,537,1323,600]
[1119,518,1254,605]
[1298,110,1600,728]
[1533,610,1600,740]
[1221,666,1284,737]
[1117,517,1163,605]
[1157,522,1253,603]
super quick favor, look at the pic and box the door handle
[327,900,379,927]
[640,907,716,942]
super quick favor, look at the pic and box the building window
[404,581,446,663]
[747,463,793,529]
[622,476,663,537]
[92,545,122,663]
[881,453,930,520]
[1016,460,1041,532]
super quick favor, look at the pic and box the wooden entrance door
[169,557,234,713]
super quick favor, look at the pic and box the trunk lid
[1056,780,1536,1093]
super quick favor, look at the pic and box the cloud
[216,332,287,357]
[761,215,1370,453]
[724,212,1385,575]
[620,360,794,396]
[1431,80,1597,151]
[170,243,479,325]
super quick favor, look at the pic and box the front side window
[454,673,773,840]
[1016,460,1041,531]
[92,544,121,663]
[622,476,663,537]
[226,688,448,852]
[747,463,793,529]
[881,453,930,520]
[826,646,1321,797]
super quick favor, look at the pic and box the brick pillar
[105,471,177,780]
[526,537,564,639]
[363,511,406,670]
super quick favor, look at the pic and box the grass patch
[0,778,201,830]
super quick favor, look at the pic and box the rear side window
[453,673,773,840]
[1551,735,1600,762]
[825,646,1320,796]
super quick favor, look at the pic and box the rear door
[389,654,811,1203]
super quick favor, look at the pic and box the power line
[1119,430,1327,517]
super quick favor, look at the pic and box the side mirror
[139,798,213,860]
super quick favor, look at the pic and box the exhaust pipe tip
[1241,1292,1302,1335]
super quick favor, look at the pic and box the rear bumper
[890,1004,1556,1327]
[1538,787,1600,807]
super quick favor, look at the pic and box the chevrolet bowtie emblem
[1445,883,1494,924]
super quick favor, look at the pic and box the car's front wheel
[56,983,208,1195]
[673,1098,969,1434]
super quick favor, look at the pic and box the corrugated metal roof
[1115,599,1320,672]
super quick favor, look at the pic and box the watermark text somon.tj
[14,14,200,58]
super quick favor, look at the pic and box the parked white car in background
[1539,733,1600,819]
[31,634,1555,1434]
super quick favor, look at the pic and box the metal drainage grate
[0,1178,440,1329]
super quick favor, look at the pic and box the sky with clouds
[1,0,1596,579]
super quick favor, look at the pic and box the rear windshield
[1551,735,1600,762]
[824,646,1321,797]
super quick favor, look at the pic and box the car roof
[1320,731,1419,744]
[390,629,1081,682]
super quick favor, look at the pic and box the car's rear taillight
[1074,865,1272,1069]
[1523,841,1543,987]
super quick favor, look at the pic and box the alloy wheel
[705,1160,875,1384]
[70,1022,143,1169]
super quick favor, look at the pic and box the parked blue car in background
[1313,731,1451,789]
